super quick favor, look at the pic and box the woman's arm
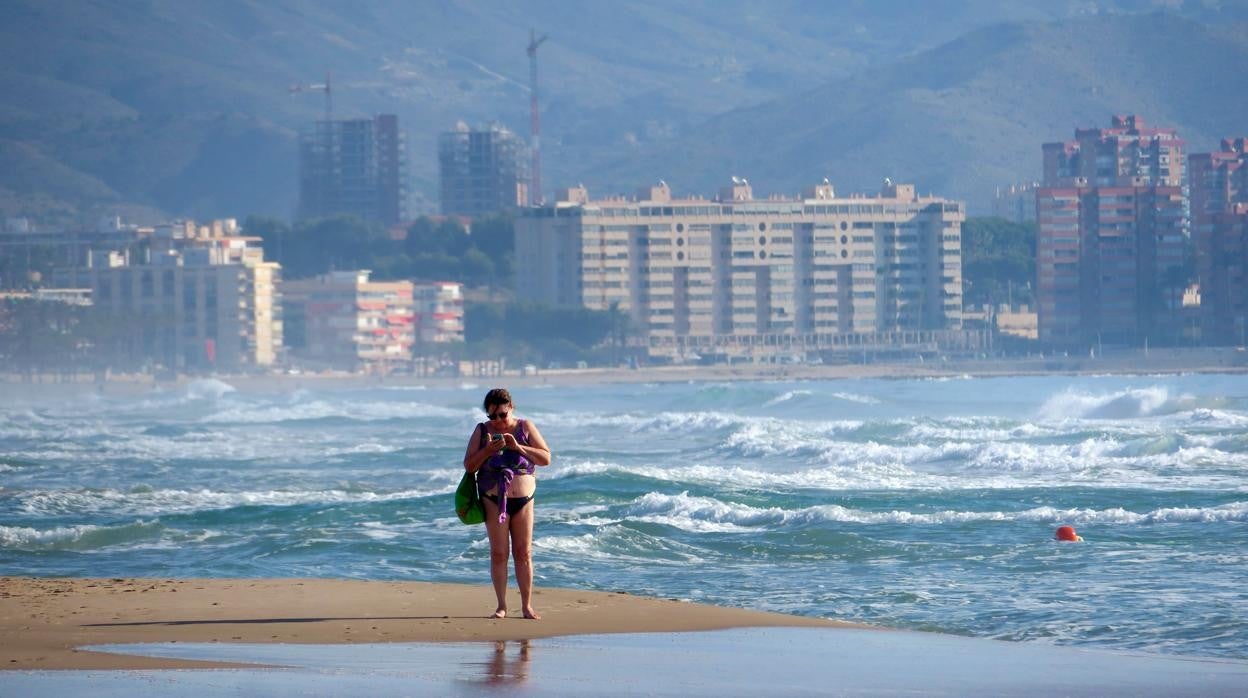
[464,424,496,473]
[511,420,552,466]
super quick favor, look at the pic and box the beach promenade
[5,346,1248,399]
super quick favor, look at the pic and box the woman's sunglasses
[488,410,511,420]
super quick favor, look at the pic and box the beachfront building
[282,271,415,373]
[412,281,465,345]
[515,178,973,360]
[53,220,282,370]
[438,121,529,217]
[1190,138,1248,346]
[1036,115,1187,348]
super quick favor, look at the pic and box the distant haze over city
[2,0,1247,225]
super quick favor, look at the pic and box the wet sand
[0,576,852,670]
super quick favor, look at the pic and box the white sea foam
[545,430,1248,490]
[617,492,1248,529]
[360,521,403,540]
[18,486,446,517]
[534,533,601,556]
[1181,408,1248,429]
[545,458,924,491]
[904,420,1055,442]
[0,520,162,550]
[1036,386,1202,421]
[722,420,871,458]
[830,391,881,405]
[7,425,439,467]
[627,493,778,529]
[0,523,104,547]
[201,399,469,424]
[185,378,238,400]
[535,410,749,433]
[763,390,813,406]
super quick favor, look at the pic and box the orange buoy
[1055,525,1083,542]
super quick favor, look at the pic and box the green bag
[455,471,485,525]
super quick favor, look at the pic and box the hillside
[610,12,1248,211]
[1,1,1244,225]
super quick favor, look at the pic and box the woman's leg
[483,497,510,618]
[508,501,540,619]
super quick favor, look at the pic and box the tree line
[242,214,515,286]
[960,217,1036,310]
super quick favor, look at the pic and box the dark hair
[483,388,512,412]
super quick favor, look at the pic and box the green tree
[961,217,1036,309]
[461,248,497,283]
[243,213,516,289]
[242,215,289,267]
[244,215,392,280]
[0,298,90,375]
[470,214,515,284]
[463,301,614,363]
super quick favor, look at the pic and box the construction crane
[289,71,333,124]
[527,30,547,206]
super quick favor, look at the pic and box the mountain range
[612,11,1248,211]
[1,0,1246,226]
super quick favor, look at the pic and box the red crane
[527,30,547,206]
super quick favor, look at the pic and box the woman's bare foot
[522,607,541,620]
[491,608,507,619]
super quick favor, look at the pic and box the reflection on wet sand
[480,640,530,684]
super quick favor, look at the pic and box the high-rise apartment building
[439,122,529,218]
[1036,115,1187,347]
[55,221,282,370]
[1190,138,1248,345]
[516,179,969,360]
[282,270,415,372]
[298,114,407,225]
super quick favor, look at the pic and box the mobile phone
[490,434,504,442]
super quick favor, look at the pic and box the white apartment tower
[516,179,967,359]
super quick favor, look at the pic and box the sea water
[2,374,1245,659]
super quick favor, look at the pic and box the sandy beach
[0,576,851,670]
[6,578,1247,697]
[4,346,1247,400]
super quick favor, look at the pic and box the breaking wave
[615,492,1248,529]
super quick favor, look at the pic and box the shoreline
[0,576,856,671]
[4,347,1248,398]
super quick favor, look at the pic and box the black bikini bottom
[483,493,533,517]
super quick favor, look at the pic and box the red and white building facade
[1036,115,1187,347]
[413,281,465,345]
[283,270,415,372]
[1190,138,1248,345]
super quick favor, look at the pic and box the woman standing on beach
[463,388,552,620]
